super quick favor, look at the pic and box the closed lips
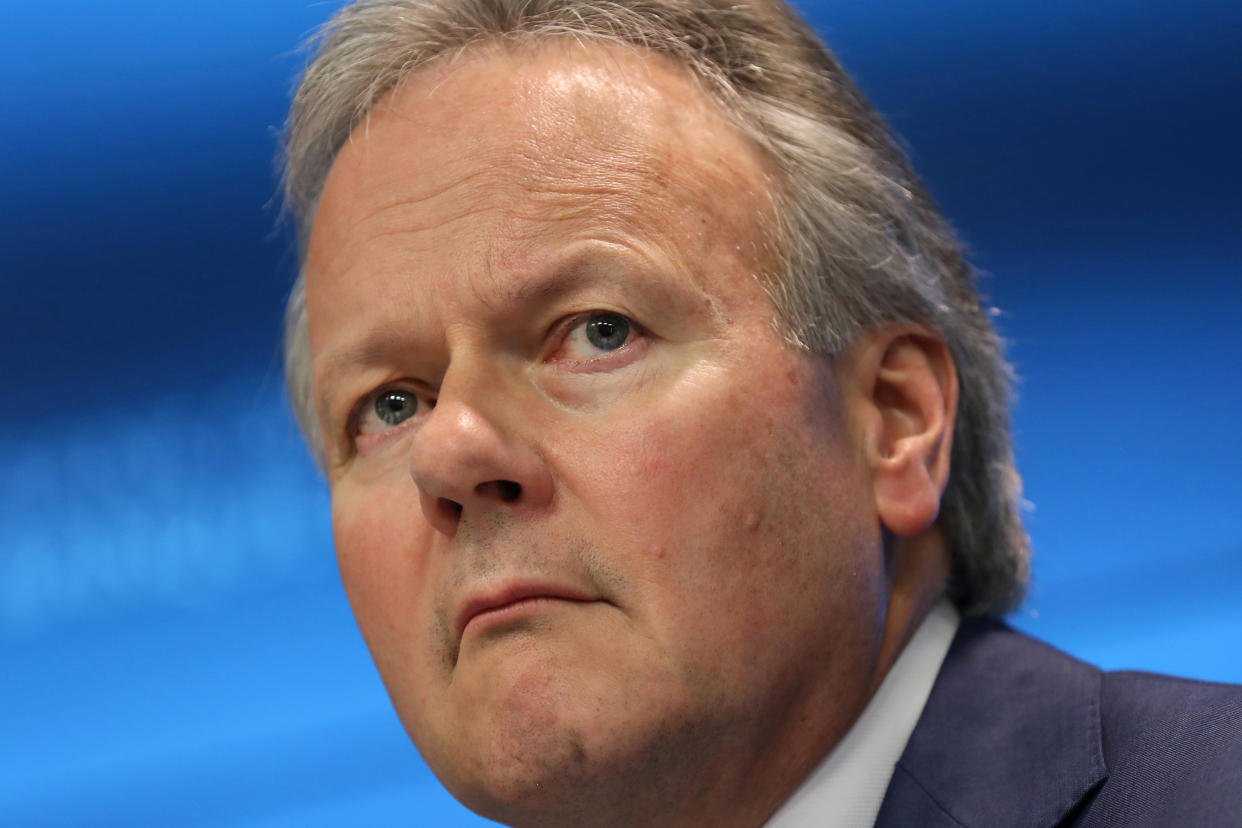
[455,585,597,639]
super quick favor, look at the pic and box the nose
[407,396,553,538]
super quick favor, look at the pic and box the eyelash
[350,384,433,446]
[547,311,645,369]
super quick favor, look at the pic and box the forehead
[305,38,776,280]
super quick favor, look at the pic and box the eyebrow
[315,326,422,442]
[503,242,705,318]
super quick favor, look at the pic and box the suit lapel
[875,618,1108,828]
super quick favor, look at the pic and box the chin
[406,644,592,809]
[447,726,599,827]
[417,649,710,827]
[428,691,612,826]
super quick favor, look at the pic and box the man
[279,1,1241,825]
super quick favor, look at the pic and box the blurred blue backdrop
[2,0,1239,824]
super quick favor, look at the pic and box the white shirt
[765,600,960,827]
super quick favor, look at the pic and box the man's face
[306,43,889,824]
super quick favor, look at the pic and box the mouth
[455,582,598,642]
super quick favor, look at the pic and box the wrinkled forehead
[305,37,778,271]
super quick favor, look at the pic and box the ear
[841,325,958,538]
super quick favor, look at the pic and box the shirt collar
[765,599,960,828]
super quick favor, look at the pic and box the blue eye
[556,312,640,364]
[354,385,434,445]
[583,313,631,351]
[373,389,419,427]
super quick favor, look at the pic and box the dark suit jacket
[874,617,1242,827]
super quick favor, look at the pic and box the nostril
[471,480,523,503]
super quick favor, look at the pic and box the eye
[557,312,637,361]
[584,313,630,350]
[356,387,430,437]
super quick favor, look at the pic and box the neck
[872,524,952,695]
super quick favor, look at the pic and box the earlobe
[846,326,958,538]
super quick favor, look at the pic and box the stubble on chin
[458,677,750,828]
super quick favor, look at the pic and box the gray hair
[280,0,1029,615]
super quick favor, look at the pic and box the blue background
[2,0,1239,824]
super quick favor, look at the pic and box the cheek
[560,360,824,538]
[331,486,434,643]
[548,348,880,652]
[552,394,753,556]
